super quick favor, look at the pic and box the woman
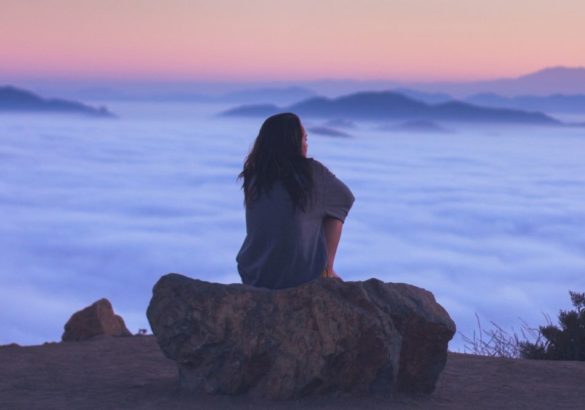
[236,112,355,289]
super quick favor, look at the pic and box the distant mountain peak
[0,86,115,117]
[409,66,585,97]
[334,90,424,104]
[518,66,585,81]
[524,66,585,74]
[222,89,561,125]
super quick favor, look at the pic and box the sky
[1,0,584,82]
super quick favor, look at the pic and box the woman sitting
[236,112,354,289]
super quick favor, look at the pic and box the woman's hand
[322,266,342,280]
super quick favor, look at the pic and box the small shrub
[520,291,585,361]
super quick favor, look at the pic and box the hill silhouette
[411,66,585,97]
[0,86,114,117]
[222,91,561,125]
[465,93,585,114]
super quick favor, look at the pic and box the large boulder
[147,274,455,399]
[62,298,132,342]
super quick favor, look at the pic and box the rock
[147,274,456,399]
[62,298,132,342]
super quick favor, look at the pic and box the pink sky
[1,0,584,82]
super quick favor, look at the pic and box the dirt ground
[1,335,584,409]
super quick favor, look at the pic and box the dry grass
[459,313,546,359]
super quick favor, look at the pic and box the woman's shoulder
[307,158,346,191]
[308,158,354,212]
[307,158,330,175]
[309,158,341,183]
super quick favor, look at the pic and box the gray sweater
[236,159,355,289]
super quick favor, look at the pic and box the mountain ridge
[222,90,562,125]
[0,86,115,117]
[408,66,585,97]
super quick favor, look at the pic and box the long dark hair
[238,112,313,211]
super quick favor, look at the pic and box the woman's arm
[323,217,343,279]
[316,160,354,280]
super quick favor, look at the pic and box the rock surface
[147,274,456,399]
[62,298,132,342]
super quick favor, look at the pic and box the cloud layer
[1,107,585,351]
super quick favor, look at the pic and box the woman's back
[237,158,354,289]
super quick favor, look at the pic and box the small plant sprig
[460,313,542,359]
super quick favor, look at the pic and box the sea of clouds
[1,101,585,350]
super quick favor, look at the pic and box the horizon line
[3,65,584,86]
